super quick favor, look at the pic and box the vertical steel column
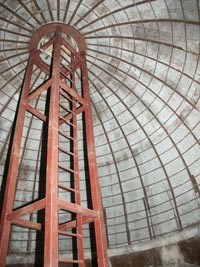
[71,56,85,267]
[44,28,61,267]
[0,51,35,267]
[81,51,108,267]
[0,23,108,267]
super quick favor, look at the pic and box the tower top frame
[30,23,87,52]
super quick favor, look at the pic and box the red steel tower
[0,23,108,267]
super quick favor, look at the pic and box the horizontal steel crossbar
[58,199,98,218]
[7,199,45,221]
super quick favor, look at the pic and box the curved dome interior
[0,0,200,266]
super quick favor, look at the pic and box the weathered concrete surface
[6,224,200,266]
[110,238,200,267]
[0,0,200,265]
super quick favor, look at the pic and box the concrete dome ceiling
[0,0,200,258]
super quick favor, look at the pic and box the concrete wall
[6,224,200,266]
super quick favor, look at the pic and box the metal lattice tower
[0,24,108,267]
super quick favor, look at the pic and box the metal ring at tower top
[30,23,87,52]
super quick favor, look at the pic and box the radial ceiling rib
[85,35,200,56]
[0,2,34,29]
[57,0,60,21]
[87,51,198,111]
[67,0,82,25]
[73,0,106,27]
[33,0,47,24]
[87,55,199,159]
[92,99,132,245]
[17,0,42,26]
[0,59,27,75]
[0,16,32,33]
[86,57,196,181]
[62,0,70,22]
[0,47,28,53]
[83,19,200,36]
[88,63,184,231]
[88,67,150,206]
[0,38,29,44]
[45,0,54,22]
[87,43,200,88]
[77,0,156,31]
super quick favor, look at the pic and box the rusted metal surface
[0,49,35,267]
[0,23,108,267]
[81,51,109,266]
[43,27,61,267]
[1,1,200,252]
